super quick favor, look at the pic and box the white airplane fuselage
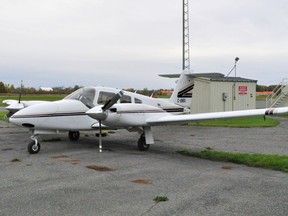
[9,86,187,133]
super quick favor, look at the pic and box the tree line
[0,81,278,95]
[0,81,80,94]
[256,85,277,92]
[0,81,173,97]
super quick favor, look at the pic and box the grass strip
[0,111,9,122]
[0,94,65,106]
[188,116,280,128]
[178,150,288,173]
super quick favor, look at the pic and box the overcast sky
[0,0,288,89]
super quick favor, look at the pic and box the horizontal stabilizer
[159,72,224,79]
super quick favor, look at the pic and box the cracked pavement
[1,118,288,216]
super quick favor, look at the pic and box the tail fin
[159,71,224,108]
[169,70,195,108]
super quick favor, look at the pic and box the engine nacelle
[102,103,168,128]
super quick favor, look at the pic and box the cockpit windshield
[64,87,96,108]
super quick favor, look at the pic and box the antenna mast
[182,0,190,70]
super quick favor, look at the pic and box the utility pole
[183,0,190,70]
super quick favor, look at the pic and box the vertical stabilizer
[169,70,194,108]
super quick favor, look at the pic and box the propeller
[86,90,124,152]
[102,91,124,112]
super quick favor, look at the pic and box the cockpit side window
[98,91,116,105]
[135,98,142,104]
[64,87,96,108]
[120,95,131,103]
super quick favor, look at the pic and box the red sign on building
[238,86,248,95]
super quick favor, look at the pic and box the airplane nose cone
[9,99,90,129]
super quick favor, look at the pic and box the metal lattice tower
[183,0,190,70]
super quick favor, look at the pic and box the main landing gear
[26,131,150,153]
[27,135,40,154]
[68,131,80,141]
[137,134,150,151]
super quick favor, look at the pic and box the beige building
[191,77,257,114]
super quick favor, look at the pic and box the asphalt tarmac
[1,118,288,216]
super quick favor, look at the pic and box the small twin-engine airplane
[8,70,288,154]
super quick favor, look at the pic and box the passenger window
[98,92,116,105]
[120,95,131,103]
[135,98,142,104]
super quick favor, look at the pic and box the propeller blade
[102,90,124,112]
[99,120,102,153]
[86,90,124,121]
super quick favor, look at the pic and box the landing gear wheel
[28,140,41,154]
[138,135,150,151]
[69,131,80,141]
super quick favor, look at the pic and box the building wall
[233,82,256,110]
[210,81,234,112]
[191,78,256,114]
[190,78,211,113]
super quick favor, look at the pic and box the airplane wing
[3,100,25,113]
[146,107,288,126]
[3,100,19,105]
[3,100,48,114]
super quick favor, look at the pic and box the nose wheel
[28,136,41,154]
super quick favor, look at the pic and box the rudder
[169,70,194,108]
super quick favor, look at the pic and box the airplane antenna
[183,0,190,70]
[18,80,23,103]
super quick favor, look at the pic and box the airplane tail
[169,70,195,108]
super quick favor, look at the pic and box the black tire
[28,141,41,154]
[69,131,80,141]
[137,135,150,151]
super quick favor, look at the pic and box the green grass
[188,116,279,128]
[0,94,65,106]
[0,111,9,122]
[178,150,288,173]
[11,158,21,162]
[256,95,269,100]
[279,113,288,118]
[153,196,169,203]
